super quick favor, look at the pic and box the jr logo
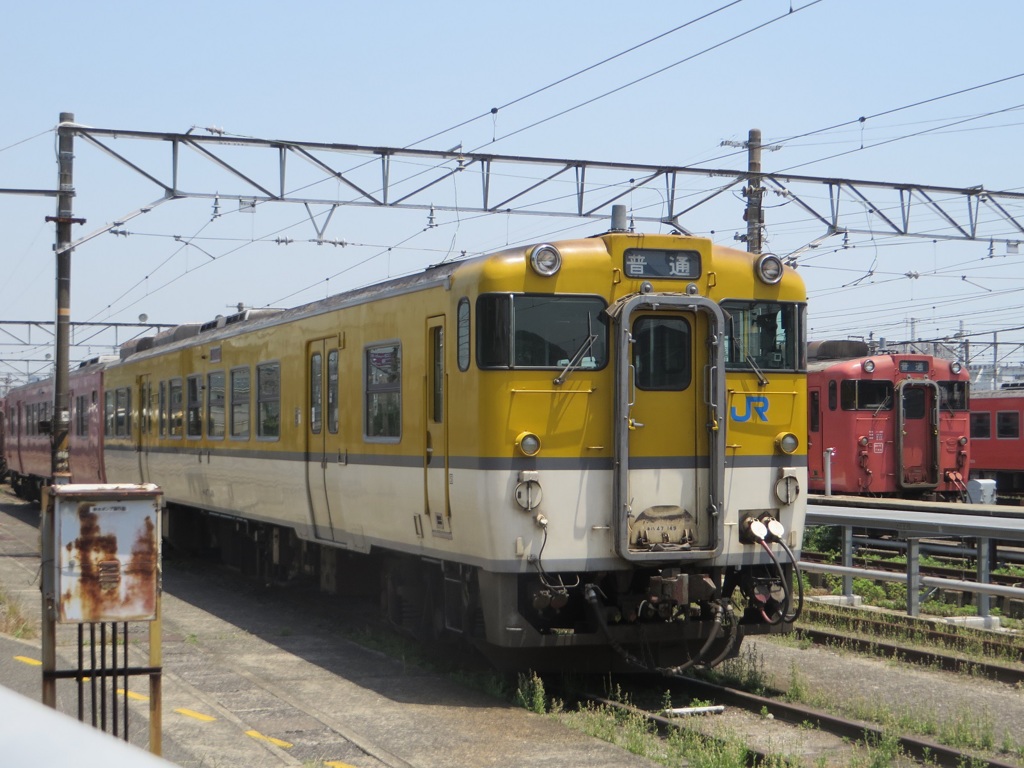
[731,395,769,423]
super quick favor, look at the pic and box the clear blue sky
[1,0,1022,381]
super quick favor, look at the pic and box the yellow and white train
[96,216,808,672]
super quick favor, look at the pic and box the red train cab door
[424,316,451,536]
[306,339,339,540]
[896,380,940,490]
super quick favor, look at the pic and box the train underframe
[164,503,794,674]
[5,469,46,504]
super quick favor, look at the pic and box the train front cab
[465,237,807,673]
[808,354,969,497]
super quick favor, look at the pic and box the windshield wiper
[554,314,598,385]
[745,355,769,387]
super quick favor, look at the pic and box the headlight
[951,361,962,374]
[858,435,869,447]
[516,431,542,456]
[959,436,968,446]
[529,244,562,277]
[775,432,799,455]
[861,359,875,373]
[755,253,784,285]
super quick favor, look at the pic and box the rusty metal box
[54,484,162,623]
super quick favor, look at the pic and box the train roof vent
[224,308,283,326]
[200,315,227,333]
[151,323,201,349]
[808,339,870,360]
[119,339,140,360]
[77,354,120,368]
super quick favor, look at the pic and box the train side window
[970,412,991,439]
[104,391,115,437]
[809,391,820,432]
[632,315,691,391]
[208,371,225,438]
[231,367,251,439]
[169,378,183,438]
[257,363,281,440]
[827,380,837,411]
[74,395,86,436]
[186,375,203,438]
[310,353,323,435]
[159,381,167,437]
[457,298,470,372]
[327,350,339,434]
[997,411,1020,439]
[114,387,131,437]
[365,343,401,440]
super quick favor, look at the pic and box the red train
[2,357,109,501]
[969,386,1024,499]
[806,341,970,498]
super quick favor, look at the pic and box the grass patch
[0,584,36,639]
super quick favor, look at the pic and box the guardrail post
[842,525,854,599]
[906,538,921,617]
[976,537,991,620]
[823,448,835,496]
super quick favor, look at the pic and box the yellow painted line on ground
[324,762,358,768]
[246,730,293,748]
[14,656,41,666]
[175,708,217,722]
[117,688,149,702]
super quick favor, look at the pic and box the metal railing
[803,498,1024,620]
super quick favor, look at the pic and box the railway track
[574,675,1022,768]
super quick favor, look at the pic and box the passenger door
[306,339,337,540]
[424,316,451,536]
[136,374,152,483]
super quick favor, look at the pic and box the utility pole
[48,112,82,480]
[42,111,83,709]
[745,128,763,254]
[993,332,999,389]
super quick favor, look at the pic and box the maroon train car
[969,387,1024,499]
[3,358,109,501]
[806,341,970,498]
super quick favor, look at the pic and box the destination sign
[623,248,701,280]
[899,360,929,373]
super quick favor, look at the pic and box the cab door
[613,295,726,561]
[306,339,338,540]
[424,317,451,535]
[897,380,939,489]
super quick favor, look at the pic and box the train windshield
[938,381,969,411]
[476,294,609,369]
[722,300,805,372]
[840,380,893,410]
